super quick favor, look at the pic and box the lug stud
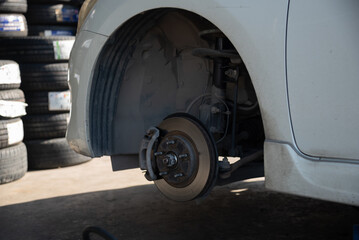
[166,140,175,145]
[174,173,183,178]
[154,151,163,156]
[179,154,188,159]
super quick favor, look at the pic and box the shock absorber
[213,36,227,90]
[191,29,242,144]
[210,36,228,136]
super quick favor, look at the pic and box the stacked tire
[0,60,27,184]
[26,0,83,37]
[0,0,90,170]
[20,61,90,169]
[0,1,28,183]
[0,0,28,38]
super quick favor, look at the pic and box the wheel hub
[139,114,218,201]
[155,133,198,188]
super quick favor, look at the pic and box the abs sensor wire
[82,226,118,240]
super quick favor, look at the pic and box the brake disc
[153,114,218,201]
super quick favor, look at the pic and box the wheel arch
[86,2,291,156]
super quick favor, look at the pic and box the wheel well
[89,8,264,157]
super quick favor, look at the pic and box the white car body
[67,0,359,205]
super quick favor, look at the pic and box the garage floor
[0,157,358,240]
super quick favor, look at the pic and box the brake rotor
[154,115,218,201]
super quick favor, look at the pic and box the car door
[287,0,359,161]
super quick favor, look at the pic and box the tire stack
[0,1,28,184]
[0,0,90,171]
[0,0,28,38]
[0,61,27,184]
[26,0,83,37]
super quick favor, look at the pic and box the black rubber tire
[0,36,75,63]
[0,14,28,37]
[0,118,23,149]
[0,142,27,184]
[0,60,21,90]
[22,113,68,140]
[20,63,69,91]
[28,25,76,36]
[0,89,25,102]
[26,4,79,25]
[26,137,91,170]
[27,0,84,6]
[25,91,70,114]
[0,0,27,13]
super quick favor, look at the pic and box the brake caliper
[139,127,160,181]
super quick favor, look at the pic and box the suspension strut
[192,29,242,150]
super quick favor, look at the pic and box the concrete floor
[0,157,358,240]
